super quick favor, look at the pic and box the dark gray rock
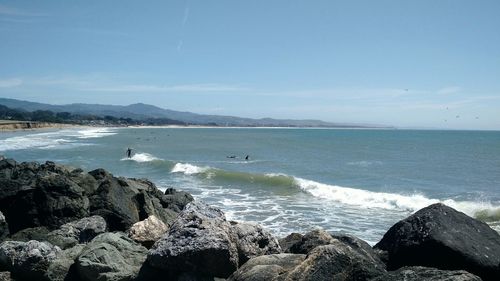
[371,266,482,281]
[75,232,148,281]
[288,229,335,254]
[161,188,194,212]
[278,233,303,253]
[231,221,281,265]
[0,212,7,242]
[0,240,61,280]
[45,244,85,281]
[283,239,386,281]
[148,201,239,279]
[47,215,107,249]
[374,203,500,281]
[228,254,306,281]
[88,171,178,231]
[7,226,50,242]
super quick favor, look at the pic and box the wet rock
[0,272,12,281]
[374,203,500,281]
[228,254,306,281]
[47,215,107,249]
[75,232,148,281]
[7,226,50,242]
[148,201,239,278]
[371,266,482,281]
[231,221,281,265]
[0,240,61,280]
[128,215,168,248]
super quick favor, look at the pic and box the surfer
[126,148,133,158]
[245,155,249,160]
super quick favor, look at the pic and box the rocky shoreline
[0,158,499,281]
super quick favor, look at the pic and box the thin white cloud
[182,2,190,26]
[0,4,47,17]
[85,83,249,93]
[0,78,22,88]
[437,86,461,95]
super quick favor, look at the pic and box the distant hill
[0,97,386,128]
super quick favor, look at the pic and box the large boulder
[147,201,239,278]
[287,229,336,254]
[0,212,7,242]
[88,170,178,231]
[283,239,386,281]
[228,254,306,281]
[279,233,303,253]
[7,226,50,242]
[0,240,61,280]
[374,203,500,281]
[128,215,169,248]
[371,266,482,281]
[161,188,194,212]
[231,221,281,264]
[0,160,91,233]
[0,272,12,281]
[45,244,85,281]
[75,232,148,281]
[47,215,107,249]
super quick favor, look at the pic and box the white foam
[171,163,209,175]
[121,153,161,163]
[0,133,74,151]
[347,160,383,167]
[294,177,500,218]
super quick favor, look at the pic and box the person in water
[245,155,249,160]
[126,148,133,158]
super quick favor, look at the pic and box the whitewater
[1,127,499,244]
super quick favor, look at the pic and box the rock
[374,203,500,281]
[0,272,12,281]
[283,239,386,281]
[88,171,178,231]
[45,244,85,281]
[75,232,148,281]
[47,216,107,249]
[0,212,7,242]
[0,240,61,280]
[161,188,194,212]
[231,221,281,265]
[7,226,50,242]
[228,254,306,281]
[288,229,336,254]
[148,201,239,278]
[279,233,303,253]
[128,215,168,248]
[371,266,482,281]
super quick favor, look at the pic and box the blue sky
[1,0,499,129]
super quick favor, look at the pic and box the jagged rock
[279,233,303,253]
[7,226,50,242]
[0,212,7,242]
[161,188,194,212]
[371,266,482,281]
[231,221,281,264]
[148,201,239,278]
[128,215,168,248]
[374,203,500,281]
[45,244,85,281]
[0,240,61,280]
[75,232,148,281]
[283,238,386,281]
[47,215,107,249]
[228,254,306,281]
[0,160,91,233]
[288,229,336,254]
[88,170,178,231]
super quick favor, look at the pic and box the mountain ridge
[0,97,388,128]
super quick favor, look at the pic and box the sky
[1,0,500,129]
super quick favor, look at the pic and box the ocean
[1,127,499,245]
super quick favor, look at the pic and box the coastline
[0,121,84,132]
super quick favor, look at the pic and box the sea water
[1,127,499,245]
